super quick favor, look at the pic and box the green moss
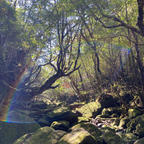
[76,101,102,119]
[126,114,144,137]
[58,128,97,144]
[71,123,102,137]
[14,127,66,144]
[101,127,125,144]
[0,121,40,144]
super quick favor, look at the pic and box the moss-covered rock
[97,94,120,108]
[71,123,102,142]
[14,127,66,144]
[126,114,144,137]
[76,101,102,119]
[128,108,142,119]
[0,121,40,144]
[30,106,79,126]
[101,127,125,144]
[46,107,78,124]
[50,121,70,131]
[58,128,97,144]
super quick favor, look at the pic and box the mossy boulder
[76,101,102,119]
[30,106,79,126]
[101,127,125,144]
[50,121,70,131]
[14,127,66,144]
[134,137,144,144]
[97,94,120,108]
[71,123,102,142]
[128,108,142,119]
[0,121,40,144]
[126,114,144,137]
[46,107,78,124]
[58,128,97,144]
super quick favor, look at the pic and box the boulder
[14,127,66,144]
[76,101,102,119]
[46,107,79,124]
[58,128,97,144]
[50,121,70,131]
[97,94,120,108]
[126,114,144,137]
[0,121,40,144]
[101,127,125,144]
[29,106,79,126]
[71,123,102,142]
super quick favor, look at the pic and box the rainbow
[0,65,32,123]
[0,45,131,123]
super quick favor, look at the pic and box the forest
[1,0,144,144]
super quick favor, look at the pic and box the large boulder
[126,114,144,137]
[70,123,102,143]
[101,127,125,144]
[0,121,40,144]
[14,127,66,144]
[76,101,102,120]
[58,128,97,144]
[46,106,79,124]
[97,94,120,108]
[29,105,79,126]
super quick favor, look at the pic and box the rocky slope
[13,93,144,144]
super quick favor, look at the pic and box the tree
[7,0,82,101]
